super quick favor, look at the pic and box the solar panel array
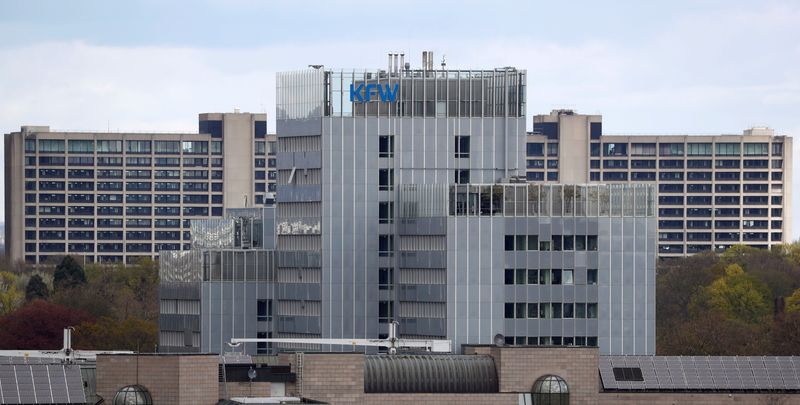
[600,356,800,392]
[0,363,86,404]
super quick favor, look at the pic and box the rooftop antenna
[441,55,446,69]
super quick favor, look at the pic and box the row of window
[591,142,781,157]
[660,217,782,229]
[29,139,218,154]
[28,218,187,228]
[25,193,224,204]
[504,235,599,252]
[595,171,781,182]
[28,230,183,240]
[25,181,224,192]
[657,184,777,194]
[504,302,599,319]
[660,241,780,254]
[25,169,226,179]
[27,206,220,220]
[504,268,597,285]
[659,231,778,241]
[28,156,222,167]
[503,335,598,347]
[26,243,185,253]
[593,159,782,169]
[658,196,779,206]
[525,143,560,157]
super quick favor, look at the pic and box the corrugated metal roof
[0,363,86,404]
[364,354,498,393]
[600,356,800,391]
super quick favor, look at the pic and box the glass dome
[532,375,569,405]
[112,385,153,405]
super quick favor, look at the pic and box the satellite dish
[248,367,257,381]
[494,334,505,347]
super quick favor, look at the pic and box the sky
[0,0,798,239]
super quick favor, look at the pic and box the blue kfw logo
[349,83,399,103]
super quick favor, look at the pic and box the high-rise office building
[4,112,277,265]
[160,54,657,356]
[527,109,792,258]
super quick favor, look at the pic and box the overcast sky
[1,0,798,239]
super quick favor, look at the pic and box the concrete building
[528,109,793,258]
[93,347,800,405]
[159,55,655,356]
[4,112,278,265]
[158,207,278,355]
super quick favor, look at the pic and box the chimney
[422,51,428,71]
[399,53,405,72]
[388,53,393,73]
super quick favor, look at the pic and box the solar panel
[0,363,86,404]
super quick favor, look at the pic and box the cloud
[0,2,799,239]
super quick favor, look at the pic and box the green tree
[785,289,800,314]
[25,274,50,301]
[704,263,771,323]
[0,272,24,315]
[53,256,86,291]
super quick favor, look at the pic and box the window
[631,172,655,181]
[378,268,393,290]
[659,143,684,156]
[504,269,514,285]
[38,139,65,153]
[743,143,768,156]
[257,299,273,321]
[587,235,598,251]
[378,235,394,257]
[630,143,655,156]
[68,140,93,153]
[563,269,573,285]
[575,235,586,251]
[154,140,180,154]
[551,235,562,251]
[182,141,208,154]
[587,269,598,285]
[454,135,470,158]
[587,303,598,318]
[255,141,266,155]
[211,141,222,155]
[546,143,558,156]
[772,142,783,156]
[603,172,627,181]
[379,169,394,190]
[378,301,393,323]
[590,143,600,157]
[378,202,393,224]
[547,172,558,181]
[126,140,151,154]
[603,159,627,169]
[659,159,683,169]
[454,169,469,184]
[603,143,627,157]
[379,135,394,157]
[716,143,740,156]
[590,122,602,139]
[25,139,36,153]
[687,159,711,168]
[526,143,544,156]
[687,143,711,156]
[563,235,574,251]
[613,367,644,382]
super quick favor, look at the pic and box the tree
[25,274,49,301]
[53,256,86,291]
[772,312,800,355]
[0,300,93,349]
[74,316,157,351]
[703,263,771,323]
[0,272,24,316]
[785,289,800,314]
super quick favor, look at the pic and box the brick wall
[96,354,219,405]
